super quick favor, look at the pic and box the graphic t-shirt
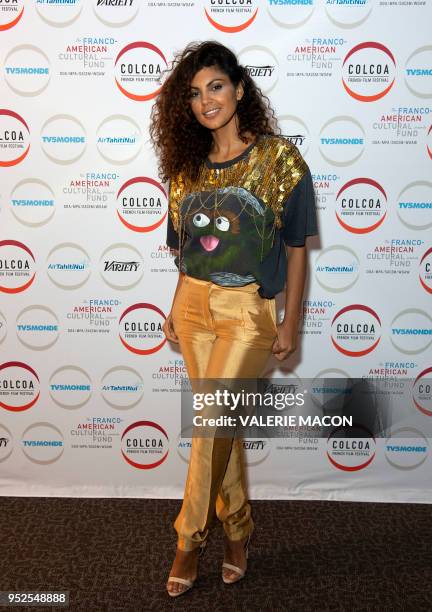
[166,134,318,298]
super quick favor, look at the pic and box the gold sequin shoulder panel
[168,135,308,232]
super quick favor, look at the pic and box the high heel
[221,532,251,584]
[166,540,207,598]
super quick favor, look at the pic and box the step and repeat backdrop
[0,0,431,502]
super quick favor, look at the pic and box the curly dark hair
[149,40,279,183]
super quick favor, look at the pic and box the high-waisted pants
[171,274,278,552]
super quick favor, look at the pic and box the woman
[150,40,318,597]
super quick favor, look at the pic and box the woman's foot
[166,546,201,596]
[222,533,250,583]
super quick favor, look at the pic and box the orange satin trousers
[171,274,278,551]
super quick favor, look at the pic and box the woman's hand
[271,318,298,361]
[163,312,179,343]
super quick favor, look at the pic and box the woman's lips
[203,108,221,118]
[200,235,220,251]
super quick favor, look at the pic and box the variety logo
[119,303,166,354]
[114,42,167,101]
[0,109,30,166]
[238,46,278,94]
[331,305,381,357]
[0,0,24,31]
[10,178,55,227]
[390,309,432,355]
[315,245,360,292]
[93,0,140,26]
[205,0,258,33]
[405,46,432,99]
[325,0,372,28]
[267,0,315,28]
[49,366,92,409]
[101,366,144,410]
[96,115,142,164]
[4,45,50,96]
[327,425,376,471]
[335,178,387,234]
[41,114,86,164]
[342,42,396,102]
[419,247,432,293]
[0,361,40,412]
[16,305,60,350]
[385,427,429,470]
[46,243,91,289]
[116,177,167,232]
[0,424,13,462]
[319,116,365,165]
[0,240,36,294]
[35,0,82,27]
[99,243,144,290]
[121,420,169,469]
[278,115,310,157]
[396,181,432,230]
[243,436,271,466]
[21,422,64,464]
[412,367,432,417]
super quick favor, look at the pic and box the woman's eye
[215,216,230,232]
[190,91,198,98]
[193,212,210,227]
[212,84,222,91]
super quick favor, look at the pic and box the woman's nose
[200,91,209,105]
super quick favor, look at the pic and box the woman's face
[189,65,243,130]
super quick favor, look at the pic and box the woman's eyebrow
[190,78,225,90]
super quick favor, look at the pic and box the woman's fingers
[163,313,179,343]
[271,331,296,361]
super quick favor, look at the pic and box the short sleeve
[280,167,318,247]
[166,209,179,249]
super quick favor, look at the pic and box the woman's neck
[208,126,255,163]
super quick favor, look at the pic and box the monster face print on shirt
[166,135,319,298]
[179,187,275,286]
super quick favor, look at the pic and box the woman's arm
[162,250,183,343]
[271,244,307,361]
